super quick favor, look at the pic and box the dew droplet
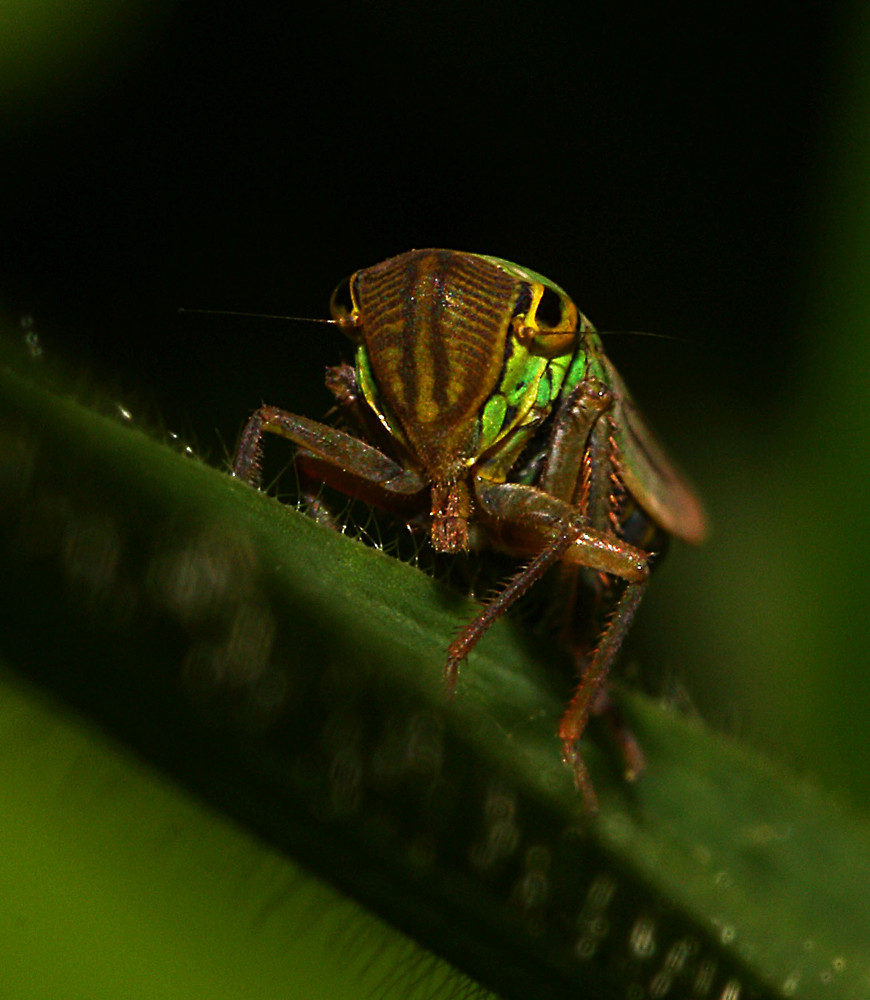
[649,969,673,997]
[693,958,717,995]
[470,784,520,869]
[714,869,734,889]
[584,873,616,911]
[781,971,800,995]
[575,933,599,960]
[629,916,656,958]
[518,867,549,908]
[665,938,694,973]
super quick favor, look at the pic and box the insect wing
[603,356,708,545]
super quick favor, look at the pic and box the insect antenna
[178,307,337,325]
[599,329,691,345]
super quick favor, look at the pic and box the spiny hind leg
[558,578,648,811]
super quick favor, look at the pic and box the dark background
[4,3,867,803]
[0,4,836,440]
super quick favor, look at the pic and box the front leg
[233,405,425,510]
[323,363,402,459]
[537,373,613,505]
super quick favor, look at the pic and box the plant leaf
[1,352,869,999]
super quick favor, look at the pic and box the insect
[233,249,707,810]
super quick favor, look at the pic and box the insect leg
[445,526,580,692]
[448,479,649,688]
[558,577,648,810]
[537,374,613,503]
[233,406,425,508]
[558,404,649,809]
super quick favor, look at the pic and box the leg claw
[562,741,599,814]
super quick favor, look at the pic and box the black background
[0,3,839,452]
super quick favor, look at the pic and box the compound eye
[329,274,362,337]
[534,284,566,330]
[516,283,578,356]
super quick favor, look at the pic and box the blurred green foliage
[0,0,171,117]
[637,3,870,810]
